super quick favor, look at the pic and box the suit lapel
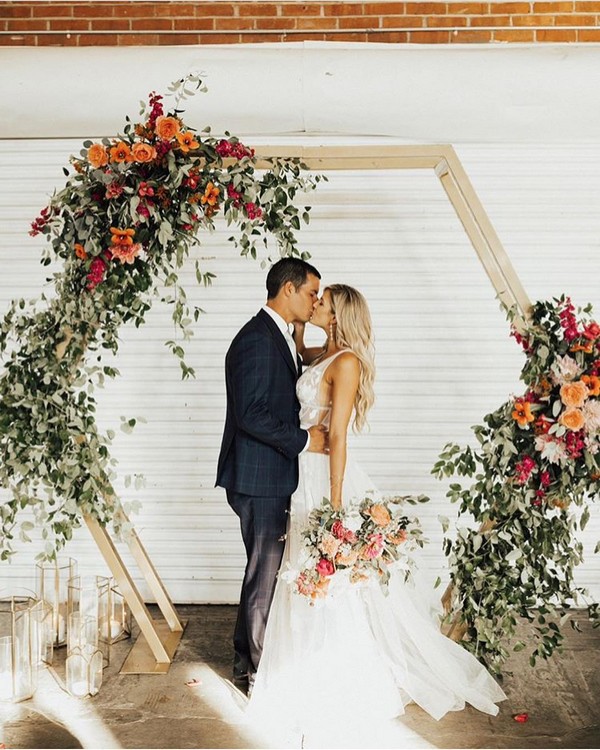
[257,309,298,377]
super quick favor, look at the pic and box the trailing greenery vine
[434,297,600,673]
[0,75,324,561]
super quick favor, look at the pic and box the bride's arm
[327,353,360,511]
[292,321,326,365]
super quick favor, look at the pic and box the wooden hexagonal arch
[90,144,532,674]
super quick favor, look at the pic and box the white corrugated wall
[0,138,599,602]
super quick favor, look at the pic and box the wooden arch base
[88,145,531,673]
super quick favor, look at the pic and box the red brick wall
[1,2,599,46]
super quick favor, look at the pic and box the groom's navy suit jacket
[216,309,308,497]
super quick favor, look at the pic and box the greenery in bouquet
[0,74,324,561]
[290,493,429,604]
[434,295,600,673]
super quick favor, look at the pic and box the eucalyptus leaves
[0,75,323,561]
[434,296,600,672]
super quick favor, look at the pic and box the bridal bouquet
[290,494,428,603]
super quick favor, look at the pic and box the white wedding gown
[246,350,506,740]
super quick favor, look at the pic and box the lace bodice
[297,349,350,429]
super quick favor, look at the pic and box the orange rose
[74,243,87,260]
[132,142,157,163]
[110,227,135,245]
[335,549,359,567]
[560,380,589,408]
[559,408,585,431]
[155,116,181,140]
[369,503,391,526]
[387,529,408,545]
[512,400,534,428]
[109,141,133,163]
[176,131,200,153]
[582,375,600,397]
[87,143,108,169]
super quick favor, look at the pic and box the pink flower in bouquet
[296,572,315,597]
[539,470,551,489]
[319,533,341,558]
[137,204,151,219]
[559,299,580,341]
[560,381,589,409]
[344,529,358,544]
[331,520,346,540]
[110,242,142,265]
[360,533,384,560]
[316,558,335,577]
[534,434,567,464]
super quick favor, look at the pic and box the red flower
[316,558,335,577]
[245,202,263,220]
[513,712,529,723]
[86,257,106,290]
[583,322,600,341]
[138,182,154,198]
[29,206,51,236]
[331,520,346,540]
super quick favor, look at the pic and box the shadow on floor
[1,605,599,749]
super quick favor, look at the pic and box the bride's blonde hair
[327,284,375,432]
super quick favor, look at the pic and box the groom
[216,257,327,695]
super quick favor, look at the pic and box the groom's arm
[228,331,308,459]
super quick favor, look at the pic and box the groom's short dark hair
[266,258,321,299]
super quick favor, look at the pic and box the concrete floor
[1,605,599,749]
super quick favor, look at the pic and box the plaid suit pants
[227,490,290,681]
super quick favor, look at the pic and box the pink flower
[137,204,151,219]
[138,182,154,197]
[316,558,335,577]
[344,529,358,544]
[216,139,255,160]
[514,455,536,484]
[319,533,341,559]
[331,520,346,540]
[105,182,124,200]
[245,202,263,220]
[110,242,142,265]
[360,533,384,560]
[540,470,551,488]
[227,183,242,207]
[86,257,106,290]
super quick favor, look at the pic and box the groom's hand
[307,425,329,454]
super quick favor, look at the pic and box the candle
[69,679,89,698]
[109,619,122,640]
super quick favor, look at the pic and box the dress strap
[313,348,352,370]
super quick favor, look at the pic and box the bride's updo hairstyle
[327,284,375,432]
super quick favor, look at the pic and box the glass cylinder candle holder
[36,557,77,647]
[108,583,132,644]
[67,575,110,668]
[30,599,53,667]
[65,613,103,698]
[0,596,40,702]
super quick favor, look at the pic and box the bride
[246,284,506,742]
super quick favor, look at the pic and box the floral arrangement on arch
[0,75,324,561]
[286,494,428,604]
[434,295,600,673]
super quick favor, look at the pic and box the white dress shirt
[261,305,310,453]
